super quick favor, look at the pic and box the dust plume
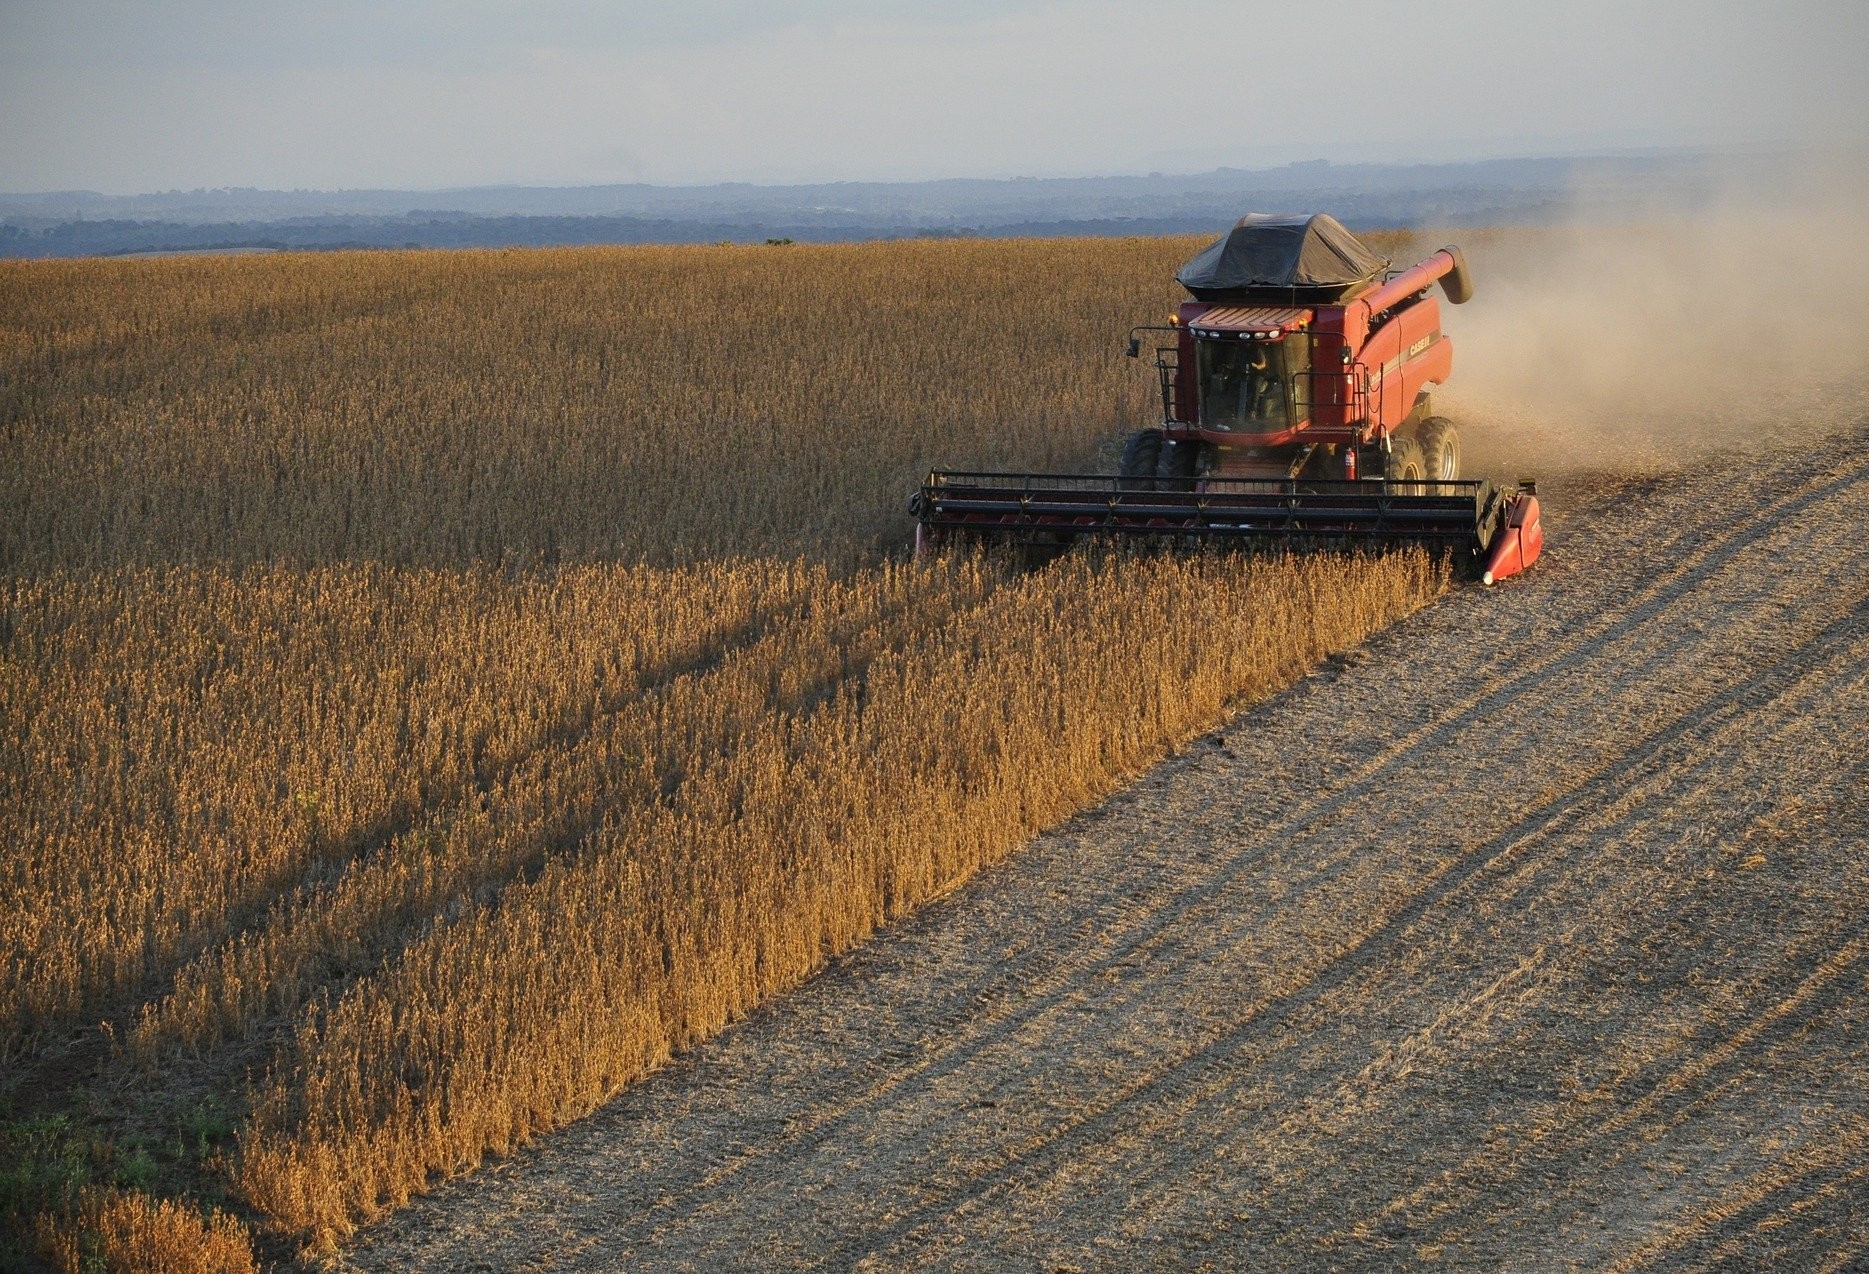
[1438,154,1869,479]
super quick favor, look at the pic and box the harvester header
[912,213,1540,584]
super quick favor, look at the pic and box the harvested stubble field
[2,235,1442,1269]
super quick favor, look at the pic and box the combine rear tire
[1385,436,1427,494]
[1417,417,1460,483]
[1158,438,1199,489]
[1118,429,1164,490]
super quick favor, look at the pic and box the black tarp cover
[1176,213,1390,302]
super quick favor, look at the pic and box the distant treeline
[4,148,1807,259]
[0,199,1566,259]
[0,214,1249,259]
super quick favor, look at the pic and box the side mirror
[1126,338,1141,359]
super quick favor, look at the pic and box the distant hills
[0,150,1790,259]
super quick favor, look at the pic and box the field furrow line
[1353,668,1869,1247]
[1318,649,1869,1246]
[1609,1125,1869,1272]
[1369,919,1869,1257]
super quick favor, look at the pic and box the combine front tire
[1158,438,1199,489]
[1417,417,1460,483]
[1119,429,1164,490]
[1385,436,1427,494]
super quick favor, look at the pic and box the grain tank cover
[1177,213,1390,303]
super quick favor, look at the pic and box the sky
[2,0,1866,194]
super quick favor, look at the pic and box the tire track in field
[1313,668,1869,1264]
[1136,739,1869,1263]
[1198,609,1869,1264]
[827,585,1869,1269]
[567,446,1869,1244]
[1637,1129,1869,1270]
[1350,912,1869,1261]
[1607,1125,1869,1272]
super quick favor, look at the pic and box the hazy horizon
[4,0,1866,196]
[0,144,1763,201]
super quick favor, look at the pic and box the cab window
[1197,337,1307,430]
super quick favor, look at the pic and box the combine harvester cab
[913,213,1542,583]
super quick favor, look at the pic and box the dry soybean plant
[0,236,1442,1264]
[0,238,1201,571]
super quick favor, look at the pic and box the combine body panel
[1343,293,1452,440]
[912,214,1541,582]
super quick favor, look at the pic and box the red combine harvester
[913,214,1542,584]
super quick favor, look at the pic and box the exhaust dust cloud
[1438,155,1869,480]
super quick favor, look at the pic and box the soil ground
[336,418,1869,1272]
